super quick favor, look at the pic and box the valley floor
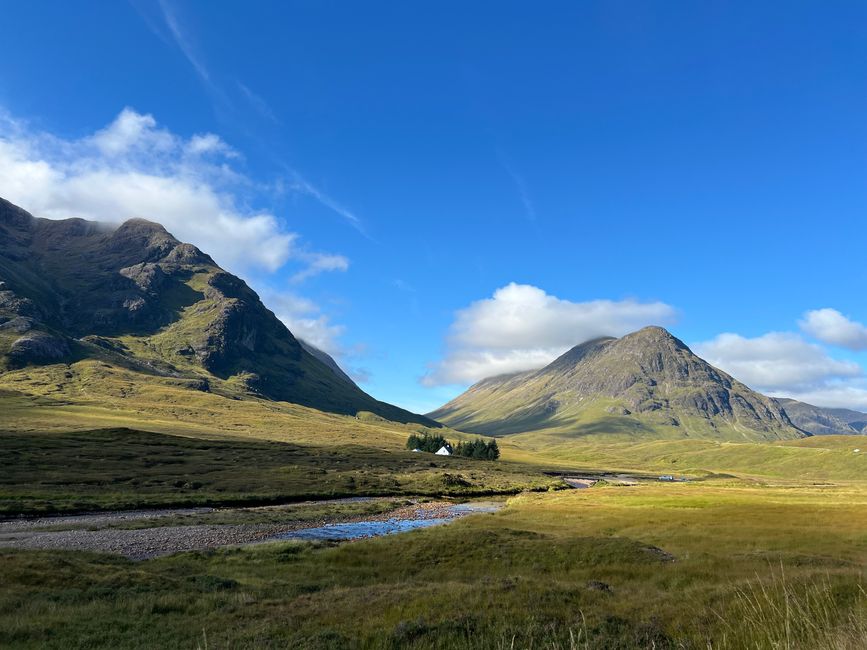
[2,481,866,648]
[0,497,498,559]
[1,388,866,648]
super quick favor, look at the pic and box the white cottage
[435,445,452,456]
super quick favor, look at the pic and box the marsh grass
[2,484,866,649]
[714,567,867,650]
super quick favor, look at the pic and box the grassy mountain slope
[430,326,802,441]
[0,198,433,425]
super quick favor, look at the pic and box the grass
[715,570,867,649]
[2,356,867,647]
[508,431,867,482]
[0,428,560,515]
[1,482,866,648]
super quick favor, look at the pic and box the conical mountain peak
[430,326,800,441]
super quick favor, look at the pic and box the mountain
[429,326,802,441]
[776,398,867,436]
[298,339,357,387]
[0,197,434,426]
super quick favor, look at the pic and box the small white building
[435,445,452,456]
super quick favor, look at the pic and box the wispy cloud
[237,82,281,125]
[290,252,350,284]
[392,279,415,292]
[287,171,375,241]
[134,2,370,244]
[156,0,211,84]
[133,0,237,117]
[498,152,537,222]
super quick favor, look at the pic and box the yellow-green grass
[0,360,495,449]
[508,430,867,482]
[1,482,865,648]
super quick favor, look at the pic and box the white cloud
[773,384,867,411]
[186,132,237,157]
[290,252,350,284]
[800,308,867,350]
[423,283,677,385]
[264,291,346,355]
[90,109,173,156]
[694,332,861,392]
[692,331,867,410]
[0,107,345,279]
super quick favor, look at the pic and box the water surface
[276,501,501,542]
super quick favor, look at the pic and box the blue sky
[2,1,867,413]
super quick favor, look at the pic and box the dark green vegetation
[429,327,802,441]
[453,437,500,460]
[0,428,556,515]
[405,432,450,453]
[405,433,500,460]
[2,484,865,649]
[0,197,432,425]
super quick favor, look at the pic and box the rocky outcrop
[8,332,70,367]
[119,263,166,293]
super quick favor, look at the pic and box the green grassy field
[2,482,865,649]
[0,427,561,515]
[509,430,867,482]
[2,368,867,648]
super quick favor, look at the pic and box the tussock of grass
[714,569,867,650]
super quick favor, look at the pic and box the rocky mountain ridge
[776,398,867,436]
[0,197,433,425]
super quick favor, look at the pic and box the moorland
[1,199,865,649]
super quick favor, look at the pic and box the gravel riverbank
[0,499,500,559]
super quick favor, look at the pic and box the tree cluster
[406,432,449,453]
[405,433,500,460]
[454,438,500,460]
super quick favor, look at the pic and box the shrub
[455,437,500,460]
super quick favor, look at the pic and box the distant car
[658,475,675,481]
